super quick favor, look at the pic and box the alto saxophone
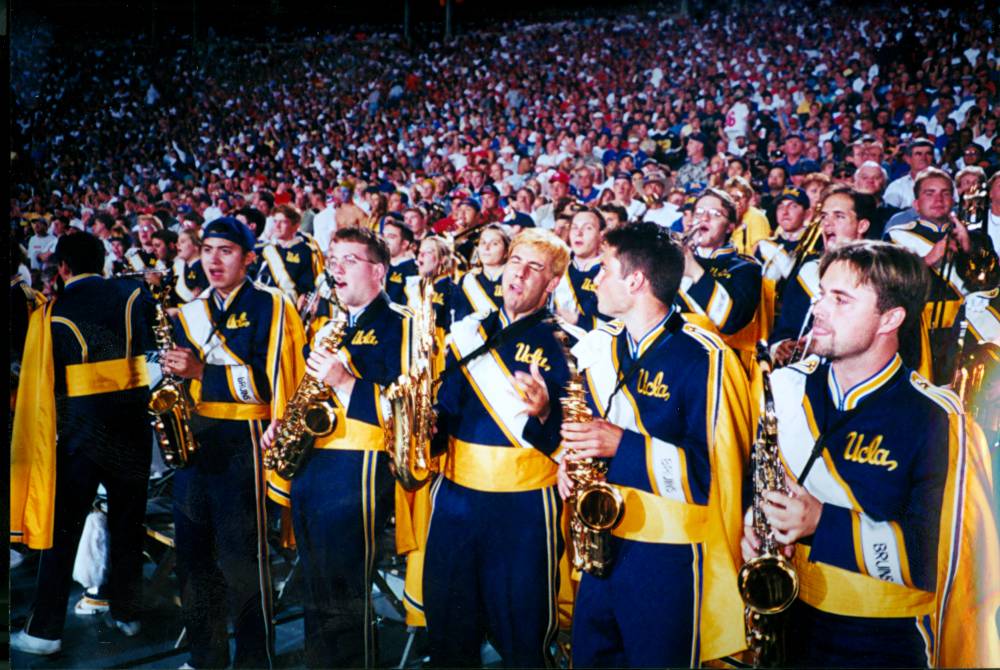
[385,277,439,491]
[148,278,198,468]
[738,341,799,667]
[263,294,348,479]
[559,332,624,578]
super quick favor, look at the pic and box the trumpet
[672,224,705,250]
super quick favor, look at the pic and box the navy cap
[202,216,256,251]
[480,183,500,196]
[459,198,481,212]
[687,132,708,145]
[503,212,535,229]
[776,186,810,208]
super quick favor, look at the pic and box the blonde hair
[509,228,571,277]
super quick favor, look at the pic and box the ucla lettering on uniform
[513,342,552,371]
[843,431,897,471]
[285,252,301,264]
[389,271,403,284]
[709,266,732,280]
[351,329,379,346]
[226,312,251,329]
[581,277,598,292]
[636,369,671,400]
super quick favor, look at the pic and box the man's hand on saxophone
[559,420,624,461]
[162,346,205,379]
[759,473,823,546]
[305,346,355,396]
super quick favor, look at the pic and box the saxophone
[148,278,198,468]
[263,293,348,479]
[738,341,800,667]
[384,277,439,491]
[558,332,624,578]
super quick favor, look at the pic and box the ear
[243,250,257,270]
[544,273,562,295]
[876,305,906,335]
[857,218,871,236]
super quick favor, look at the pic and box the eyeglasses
[694,207,726,220]
[328,254,377,268]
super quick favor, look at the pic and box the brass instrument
[776,212,823,302]
[954,188,1000,293]
[263,294,348,479]
[558,332,625,577]
[300,269,333,333]
[951,318,998,414]
[384,277,439,491]
[671,224,704,250]
[739,341,799,667]
[148,276,198,468]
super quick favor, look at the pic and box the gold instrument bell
[954,187,1000,293]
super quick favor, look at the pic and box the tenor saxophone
[384,277,439,491]
[263,295,348,479]
[148,279,198,468]
[738,341,799,667]
[559,332,624,578]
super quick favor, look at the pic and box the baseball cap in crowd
[680,196,698,212]
[202,216,256,251]
[481,184,500,195]
[460,199,481,211]
[776,186,810,208]
[503,212,535,229]
[643,171,668,185]
[613,171,633,182]
[550,171,571,185]
[785,132,806,142]
[687,132,708,146]
[684,181,707,195]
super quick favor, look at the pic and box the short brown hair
[913,167,953,199]
[819,240,930,343]
[333,226,390,268]
[273,203,302,226]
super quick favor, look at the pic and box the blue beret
[202,216,256,251]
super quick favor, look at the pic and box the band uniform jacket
[771,354,1000,667]
[570,312,752,661]
[386,257,418,305]
[452,268,504,323]
[257,232,324,300]
[677,245,762,336]
[171,279,305,447]
[552,258,610,329]
[11,274,154,548]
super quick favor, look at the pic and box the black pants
[172,429,272,669]
[25,449,149,640]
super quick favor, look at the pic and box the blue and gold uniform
[171,279,305,669]
[569,312,750,667]
[11,275,45,366]
[405,273,455,332]
[423,308,572,667]
[11,274,153,642]
[678,245,763,336]
[451,267,504,322]
[552,258,610,328]
[885,219,972,383]
[771,355,1000,667]
[268,292,411,669]
[385,257,418,304]
[754,233,800,283]
[172,257,208,304]
[770,252,821,347]
[257,232,325,301]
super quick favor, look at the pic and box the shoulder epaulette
[554,316,588,341]
[596,319,625,335]
[388,302,414,318]
[892,220,919,232]
[787,354,822,376]
[907,371,964,415]
[681,322,727,351]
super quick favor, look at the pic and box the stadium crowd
[10,0,999,281]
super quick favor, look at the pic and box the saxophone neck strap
[442,309,549,380]
[602,311,682,418]
[795,371,898,485]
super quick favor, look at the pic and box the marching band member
[12,233,153,655]
[553,207,611,329]
[883,167,982,383]
[677,189,763,353]
[560,222,751,667]
[164,217,306,669]
[256,203,325,310]
[408,235,456,330]
[452,223,509,321]
[172,227,208,304]
[264,227,411,668]
[423,229,573,667]
[755,186,812,283]
[770,187,872,366]
[124,214,163,272]
[725,176,772,257]
[743,241,999,667]
[382,217,418,305]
